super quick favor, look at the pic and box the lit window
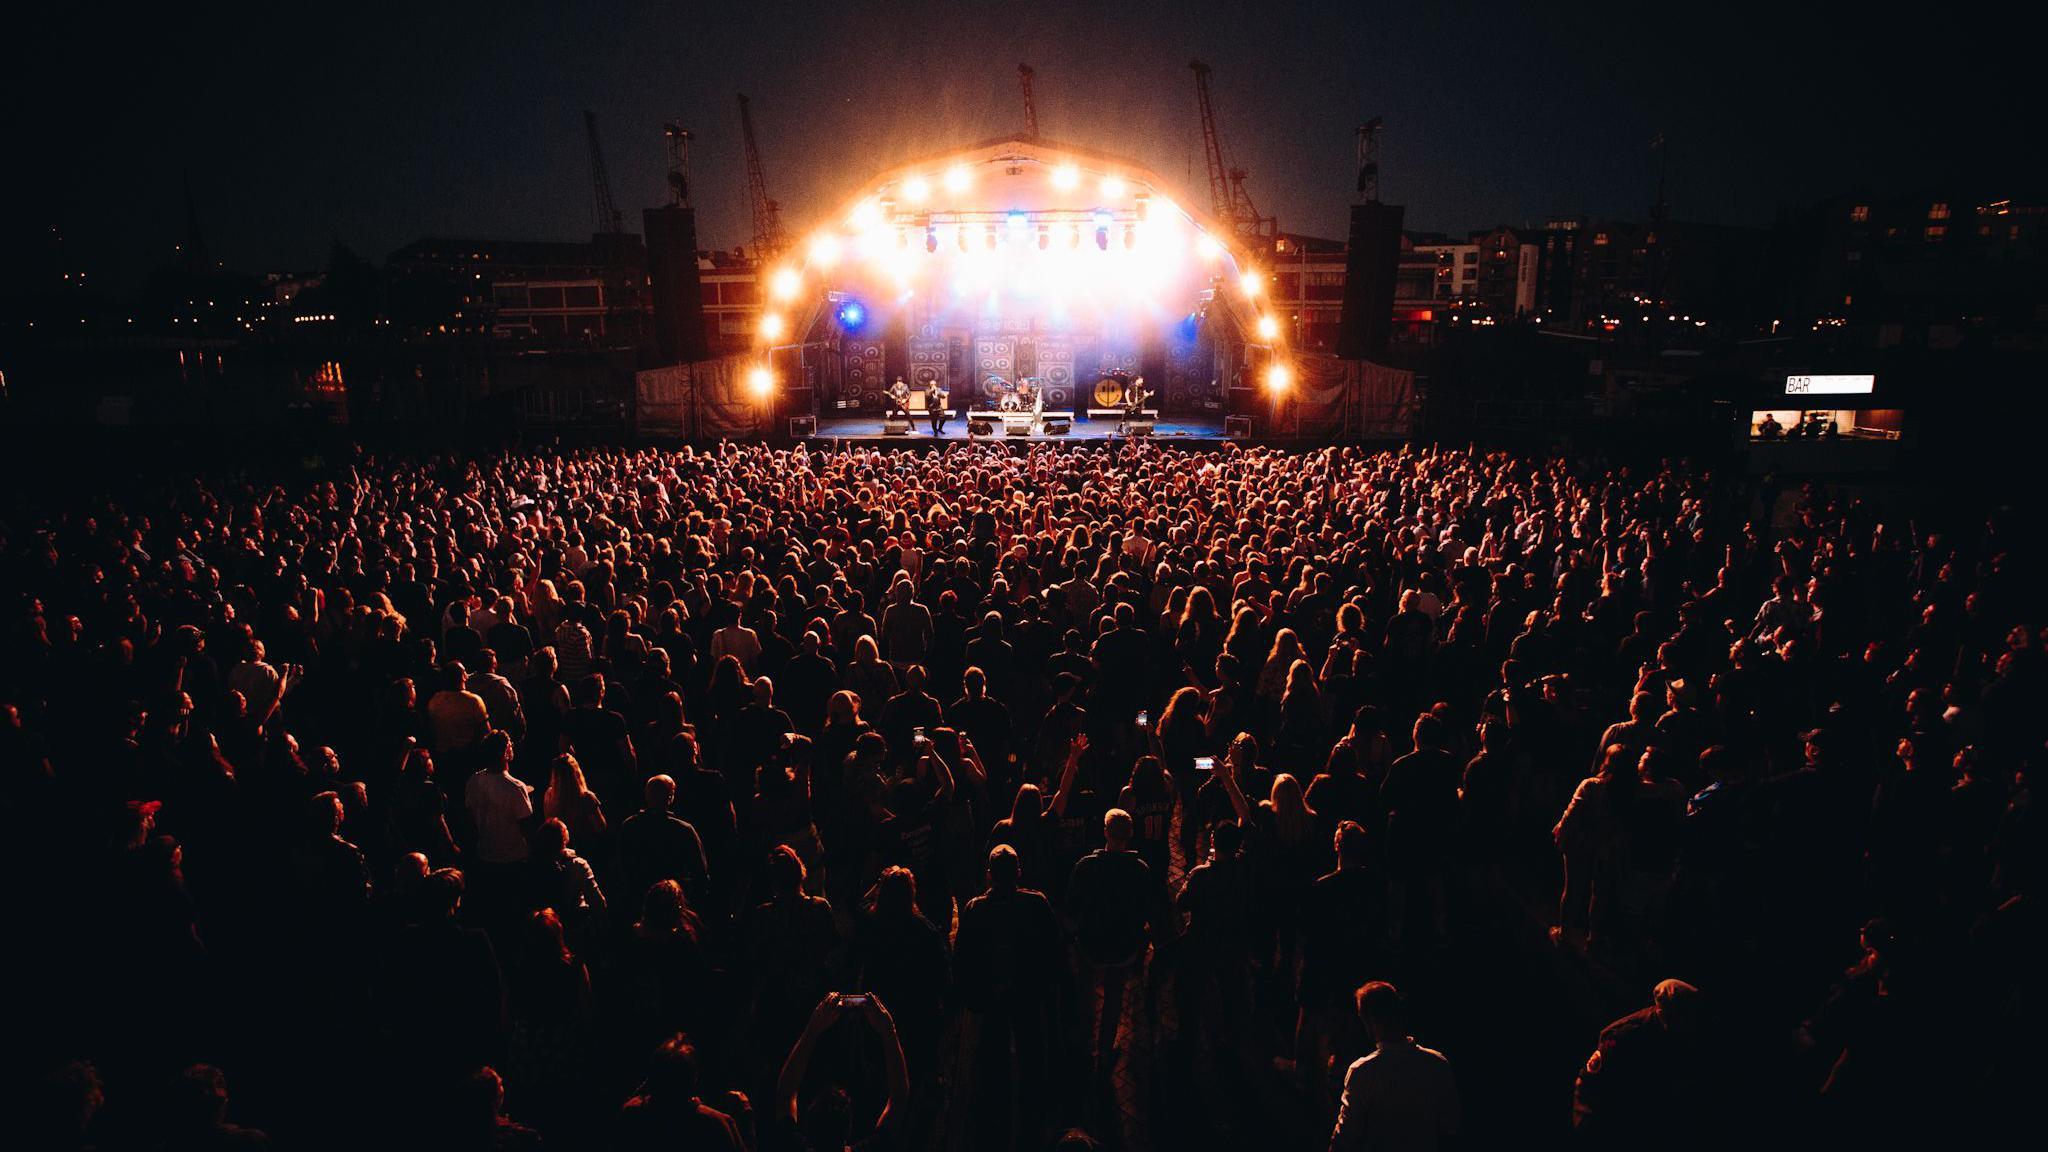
[1925,225,1946,240]
[1593,233,1609,246]
[1929,203,1951,220]
[1849,205,1870,223]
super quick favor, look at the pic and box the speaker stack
[1335,201,1406,359]
[643,206,708,364]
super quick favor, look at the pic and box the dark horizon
[8,0,2037,293]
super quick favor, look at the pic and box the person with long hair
[845,634,899,718]
[1158,685,1214,862]
[543,753,608,852]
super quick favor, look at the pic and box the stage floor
[810,414,1230,443]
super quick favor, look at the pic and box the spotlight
[770,267,802,301]
[903,176,931,204]
[850,200,883,230]
[748,365,775,396]
[808,235,842,267]
[944,165,972,193]
[1196,233,1223,260]
[1240,270,1263,297]
[1052,164,1080,191]
[760,312,786,340]
[1257,315,1280,340]
[835,299,868,331]
[1265,362,1292,392]
[1100,175,1126,199]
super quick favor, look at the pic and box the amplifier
[1225,415,1253,439]
[883,417,913,435]
[968,419,995,438]
[1125,419,1154,438]
[1043,416,1072,436]
[788,415,817,438]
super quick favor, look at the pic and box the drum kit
[991,375,1043,414]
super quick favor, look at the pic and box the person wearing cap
[1572,979,1715,1148]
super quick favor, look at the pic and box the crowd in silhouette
[4,440,2041,1150]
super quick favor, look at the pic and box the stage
[809,412,1232,444]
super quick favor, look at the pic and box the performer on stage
[1118,375,1151,436]
[885,377,912,424]
[929,380,951,436]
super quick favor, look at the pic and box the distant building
[385,233,649,342]
[1262,233,1438,353]
[1412,238,1480,303]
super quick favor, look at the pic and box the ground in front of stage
[811,414,1231,444]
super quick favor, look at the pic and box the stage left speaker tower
[644,206,709,363]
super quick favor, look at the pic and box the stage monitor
[1336,201,1406,359]
[644,206,709,364]
[1785,374,1875,396]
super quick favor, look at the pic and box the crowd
[3,438,2041,1150]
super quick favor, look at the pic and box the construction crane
[1017,63,1040,138]
[737,94,788,261]
[1355,117,1383,203]
[663,122,693,208]
[583,110,625,234]
[1189,61,1273,238]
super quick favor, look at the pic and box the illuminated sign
[1785,374,1875,395]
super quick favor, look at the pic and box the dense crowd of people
[4,439,2041,1150]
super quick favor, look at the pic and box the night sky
[8,0,2035,292]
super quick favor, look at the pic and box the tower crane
[1017,63,1040,138]
[737,94,788,260]
[583,110,625,234]
[1189,62,1273,239]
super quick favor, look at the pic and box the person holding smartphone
[775,993,909,1152]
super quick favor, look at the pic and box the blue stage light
[835,299,868,330]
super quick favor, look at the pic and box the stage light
[1257,314,1280,340]
[1007,210,1029,236]
[1095,226,1110,251]
[1100,175,1126,199]
[748,365,775,396]
[903,176,931,204]
[808,235,842,267]
[850,199,883,230]
[770,267,802,301]
[1093,210,1113,230]
[1240,270,1263,297]
[945,165,972,193]
[1052,164,1080,190]
[835,299,868,330]
[1196,233,1223,259]
[1265,362,1293,391]
[760,312,786,340]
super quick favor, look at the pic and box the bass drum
[1093,376,1126,407]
